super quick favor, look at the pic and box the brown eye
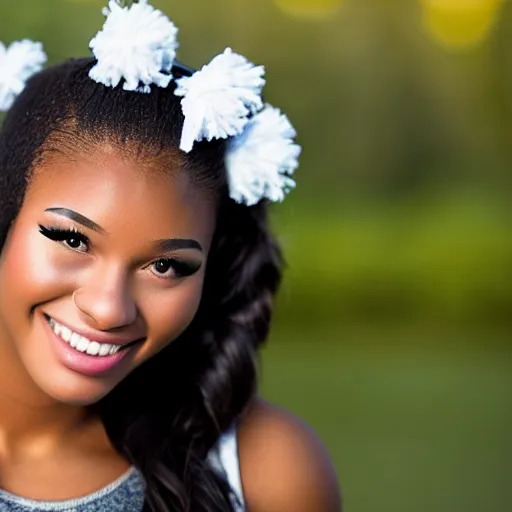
[154,259,172,275]
[149,258,201,280]
[66,235,84,250]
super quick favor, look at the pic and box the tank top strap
[207,423,246,511]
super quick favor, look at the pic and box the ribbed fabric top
[0,467,145,511]
[0,427,244,511]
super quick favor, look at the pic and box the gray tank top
[0,427,244,511]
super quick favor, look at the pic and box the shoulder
[236,399,342,512]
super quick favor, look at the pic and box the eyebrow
[45,207,203,253]
[46,207,106,234]
[151,238,203,253]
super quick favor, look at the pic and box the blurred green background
[1,0,511,510]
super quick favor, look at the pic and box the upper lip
[44,313,145,347]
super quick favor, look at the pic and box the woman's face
[0,145,216,405]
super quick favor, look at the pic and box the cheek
[0,224,71,316]
[138,276,205,354]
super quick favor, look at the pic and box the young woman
[0,1,341,510]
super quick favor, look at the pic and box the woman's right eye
[38,225,90,253]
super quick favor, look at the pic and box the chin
[45,380,114,407]
[26,363,122,406]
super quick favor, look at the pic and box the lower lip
[44,314,134,377]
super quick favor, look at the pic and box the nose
[73,266,138,332]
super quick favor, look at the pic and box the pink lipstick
[43,313,143,377]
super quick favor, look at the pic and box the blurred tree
[274,0,343,18]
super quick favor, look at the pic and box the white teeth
[48,317,123,357]
[99,344,112,356]
[110,345,120,355]
[86,342,101,356]
[70,332,81,348]
[77,337,89,353]
[61,326,72,342]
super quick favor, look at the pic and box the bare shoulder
[237,399,342,512]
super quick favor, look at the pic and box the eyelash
[38,225,198,279]
[39,225,89,252]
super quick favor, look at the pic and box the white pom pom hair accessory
[89,0,178,93]
[226,105,301,206]
[173,49,300,205]
[174,48,265,153]
[86,0,300,205]
[0,39,47,112]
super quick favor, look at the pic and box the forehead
[23,146,216,249]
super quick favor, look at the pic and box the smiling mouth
[44,314,144,357]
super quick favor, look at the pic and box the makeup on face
[43,312,144,377]
[30,204,206,381]
[40,207,204,280]
[0,149,216,405]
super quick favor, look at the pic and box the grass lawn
[260,325,512,512]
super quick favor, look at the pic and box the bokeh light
[273,0,343,19]
[420,0,504,50]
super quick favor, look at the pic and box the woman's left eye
[150,258,200,279]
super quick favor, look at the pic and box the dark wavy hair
[0,58,283,511]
